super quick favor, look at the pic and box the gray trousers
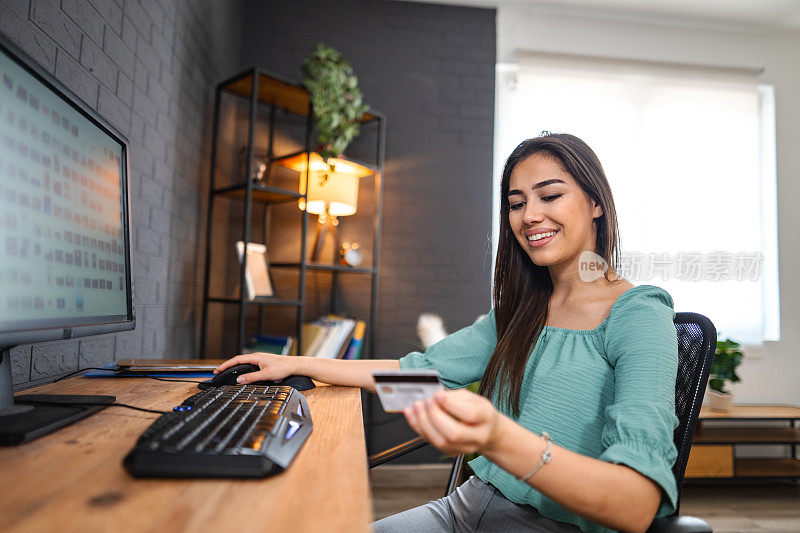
[372,476,582,532]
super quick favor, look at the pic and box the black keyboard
[124,385,312,478]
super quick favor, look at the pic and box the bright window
[493,53,779,345]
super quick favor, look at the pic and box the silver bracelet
[517,431,553,483]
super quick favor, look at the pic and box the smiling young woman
[214,133,679,533]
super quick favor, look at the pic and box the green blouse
[399,284,679,533]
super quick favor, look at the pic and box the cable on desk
[106,402,168,414]
[54,367,112,382]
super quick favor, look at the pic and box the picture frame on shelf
[235,241,275,300]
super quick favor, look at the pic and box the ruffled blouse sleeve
[599,286,680,517]
[399,310,496,389]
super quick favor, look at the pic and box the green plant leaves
[710,336,744,394]
[302,43,370,160]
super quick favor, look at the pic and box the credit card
[372,370,444,413]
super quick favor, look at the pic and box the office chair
[369,312,716,533]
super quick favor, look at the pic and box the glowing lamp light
[278,152,372,218]
[301,168,358,217]
[276,152,373,262]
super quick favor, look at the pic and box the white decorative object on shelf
[235,241,274,301]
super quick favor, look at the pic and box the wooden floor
[680,483,800,532]
[370,466,800,531]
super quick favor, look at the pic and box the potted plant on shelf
[707,337,744,412]
[298,44,371,263]
[302,43,370,161]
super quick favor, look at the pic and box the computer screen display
[0,37,134,343]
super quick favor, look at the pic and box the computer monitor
[0,33,135,444]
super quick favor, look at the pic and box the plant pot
[707,389,734,412]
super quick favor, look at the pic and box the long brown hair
[478,133,622,416]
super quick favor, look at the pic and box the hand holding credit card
[372,370,444,413]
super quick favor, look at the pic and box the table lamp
[277,152,372,262]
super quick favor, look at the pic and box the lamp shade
[276,152,372,217]
[303,170,358,216]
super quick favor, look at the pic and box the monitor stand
[0,348,115,446]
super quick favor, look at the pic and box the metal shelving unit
[199,67,384,357]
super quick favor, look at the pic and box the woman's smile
[525,229,559,247]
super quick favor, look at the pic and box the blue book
[342,321,366,360]
[247,334,293,355]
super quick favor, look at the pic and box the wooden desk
[0,377,372,532]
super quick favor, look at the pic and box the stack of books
[299,315,366,359]
[245,315,366,359]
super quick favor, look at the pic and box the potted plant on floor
[707,337,744,412]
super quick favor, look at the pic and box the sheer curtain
[493,52,779,345]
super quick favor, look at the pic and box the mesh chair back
[670,312,716,515]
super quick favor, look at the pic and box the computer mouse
[198,363,316,391]
[208,363,261,386]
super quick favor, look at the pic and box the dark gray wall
[238,0,496,457]
[2,0,244,389]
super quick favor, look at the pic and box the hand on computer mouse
[214,353,297,385]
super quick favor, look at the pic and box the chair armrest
[646,515,712,533]
[368,436,428,468]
